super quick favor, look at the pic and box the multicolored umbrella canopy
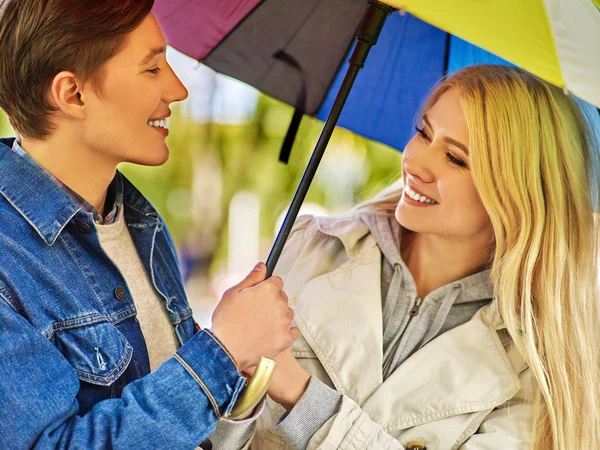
[154,0,600,154]
[154,0,600,275]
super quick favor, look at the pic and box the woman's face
[395,89,493,243]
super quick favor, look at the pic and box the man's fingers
[269,275,284,290]
[289,326,301,340]
[280,290,289,303]
[235,262,267,290]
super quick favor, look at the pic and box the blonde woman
[210,65,600,450]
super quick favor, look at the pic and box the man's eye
[147,67,161,74]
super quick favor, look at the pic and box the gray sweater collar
[360,214,494,304]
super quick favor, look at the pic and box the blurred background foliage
[0,48,404,324]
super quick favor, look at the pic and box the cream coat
[250,215,533,450]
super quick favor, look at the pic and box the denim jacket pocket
[52,316,133,386]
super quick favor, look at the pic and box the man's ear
[50,71,86,119]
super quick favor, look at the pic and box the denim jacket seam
[173,353,222,419]
[110,307,137,324]
[146,221,184,326]
[203,329,238,368]
[51,314,106,332]
[123,200,157,219]
[0,280,22,315]
[40,310,136,340]
[170,306,194,325]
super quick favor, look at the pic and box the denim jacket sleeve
[0,297,246,450]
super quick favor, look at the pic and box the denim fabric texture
[0,138,245,449]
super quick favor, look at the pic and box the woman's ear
[50,71,86,119]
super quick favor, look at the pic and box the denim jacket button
[199,439,212,450]
[77,222,92,235]
[114,287,127,301]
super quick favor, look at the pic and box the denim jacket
[0,138,246,449]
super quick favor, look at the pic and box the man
[0,1,299,448]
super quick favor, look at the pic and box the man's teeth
[405,186,437,204]
[148,118,169,128]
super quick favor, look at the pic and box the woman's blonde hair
[359,65,600,449]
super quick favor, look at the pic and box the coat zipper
[383,296,423,376]
[410,297,423,316]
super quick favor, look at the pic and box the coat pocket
[51,315,133,386]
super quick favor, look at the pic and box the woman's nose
[403,147,435,183]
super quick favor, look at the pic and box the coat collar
[315,214,375,259]
[288,215,526,430]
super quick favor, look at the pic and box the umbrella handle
[227,357,277,420]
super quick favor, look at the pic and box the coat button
[114,287,127,301]
[406,442,427,450]
[77,222,92,235]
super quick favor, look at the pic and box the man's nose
[164,65,189,103]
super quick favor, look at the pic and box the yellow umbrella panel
[384,0,600,109]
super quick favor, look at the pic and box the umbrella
[154,0,600,277]
[153,0,600,421]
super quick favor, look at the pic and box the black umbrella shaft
[266,1,393,277]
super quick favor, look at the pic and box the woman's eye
[415,126,429,141]
[446,152,468,168]
[147,67,161,74]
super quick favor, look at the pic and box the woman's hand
[245,348,311,411]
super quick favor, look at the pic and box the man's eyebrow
[423,114,469,155]
[139,46,166,66]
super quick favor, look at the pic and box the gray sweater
[210,214,494,450]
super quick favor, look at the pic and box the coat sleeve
[207,399,266,450]
[0,294,246,450]
[302,395,404,450]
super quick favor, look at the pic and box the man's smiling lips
[148,115,170,136]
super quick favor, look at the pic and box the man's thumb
[236,262,267,290]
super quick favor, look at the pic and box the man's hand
[210,262,300,372]
[245,348,311,411]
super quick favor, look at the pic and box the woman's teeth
[405,186,437,204]
[148,118,169,129]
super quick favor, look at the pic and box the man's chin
[127,147,170,167]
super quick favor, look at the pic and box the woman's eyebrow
[423,114,469,155]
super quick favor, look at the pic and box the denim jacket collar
[0,138,82,246]
[0,137,158,244]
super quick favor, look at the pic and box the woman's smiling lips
[403,183,438,206]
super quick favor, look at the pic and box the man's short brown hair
[0,0,154,138]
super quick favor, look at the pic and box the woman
[212,64,600,450]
